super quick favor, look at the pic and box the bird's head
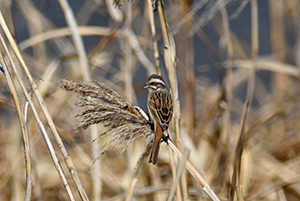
[143,74,166,92]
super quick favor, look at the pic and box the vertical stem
[219,0,233,150]
[157,0,182,199]
[206,0,234,188]
[230,1,258,200]
[240,0,257,179]
[167,149,190,201]
[180,1,194,199]
[58,0,91,81]
[215,1,234,190]
[124,1,133,103]
[91,125,101,201]
[147,0,161,74]
[123,2,136,200]
[181,0,195,143]
[269,0,286,97]
[105,0,122,21]
[168,140,220,201]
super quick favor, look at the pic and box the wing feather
[148,91,173,131]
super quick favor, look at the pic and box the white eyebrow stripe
[149,78,165,85]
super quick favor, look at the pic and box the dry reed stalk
[148,164,165,201]
[0,11,88,201]
[270,0,286,62]
[157,1,221,200]
[146,0,161,74]
[167,149,190,201]
[58,0,90,80]
[88,22,125,64]
[168,144,182,201]
[16,0,47,64]
[17,25,157,75]
[0,2,15,37]
[123,2,138,200]
[0,59,32,201]
[127,30,156,75]
[191,0,231,35]
[58,0,101,200]
[126,142,152,201]
[107,0,123,21]
[230,0,258,200]
[178,0,235,197]
[11,125,22,201]
[181,0,196,143]
[19,27,113,50]
[23,95,33,201]
[38,59,61,96]
[124,0,134,104]
[157,1,183,200]
[230,0,250,19]
[215,1,234,188]
[270,0,289,102]
[0,33,75,201]
[231,60,300,76]
[167,139,220,201]
[91,124,101,201]
[179,2,195,199]
[125,178,137,201]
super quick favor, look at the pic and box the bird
[143,74,173,164]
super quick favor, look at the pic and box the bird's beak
[143,85,149,89]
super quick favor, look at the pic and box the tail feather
[149,122,163,164]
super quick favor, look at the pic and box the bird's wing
[148,91,173,131]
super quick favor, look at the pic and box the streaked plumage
[144,74,173,164]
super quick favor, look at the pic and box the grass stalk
[146,0,161,74]
[230,0,258,200]
[58,0,91,80]
[167,149,190,201]
[0,38,75,201]
[0,11,89,201]
[167,139,220,201]
[157,1,183,199]
[0,59,32,201]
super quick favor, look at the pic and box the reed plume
[60,79,153,153]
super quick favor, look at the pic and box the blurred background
[1,0,300,200]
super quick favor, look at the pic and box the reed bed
[0,0,300,200]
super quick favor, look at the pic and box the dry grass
[1,0,300,200]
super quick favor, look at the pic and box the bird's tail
[149,122,163,164]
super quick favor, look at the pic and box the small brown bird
[144,74,173,164]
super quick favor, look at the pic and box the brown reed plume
[60,79,153,153]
